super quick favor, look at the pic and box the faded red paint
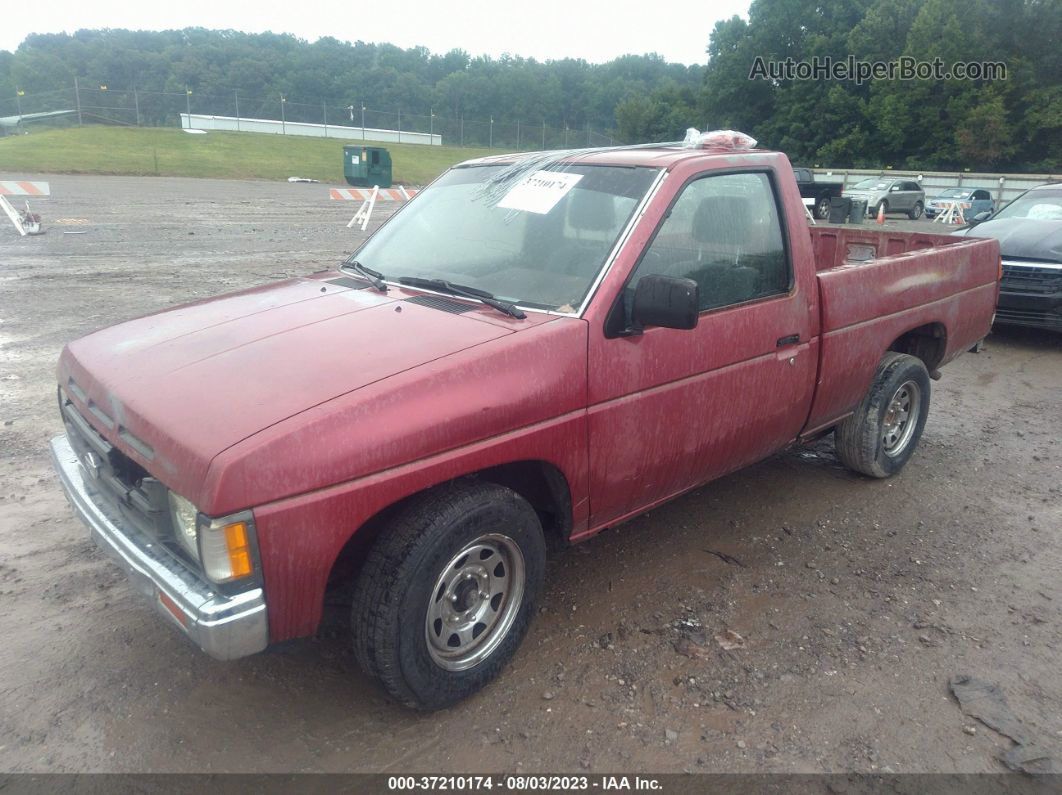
[56,149,1000,644]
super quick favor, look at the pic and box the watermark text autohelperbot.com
[749,56,1007,85]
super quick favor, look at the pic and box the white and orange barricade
[0,180,50,197]
[330,185,419,231]
[0,181,48,236]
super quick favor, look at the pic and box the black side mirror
[631,275,699,332]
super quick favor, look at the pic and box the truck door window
[628,171,790,312]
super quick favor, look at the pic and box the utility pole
[323,101,328,137]
[234,89,240,131]
[185,86,191,125]
[74,77,82,126]
[429,107,434,142]
[15,89,23,123]
[586,121,590,146]
[489,116,493,148]
[133,86,140,126]
[516,119,520,149]
[542,120,546,149]
[361,104,366,140]
[460,116,464,147]
[397,108,401,143]
[280,94,286,134]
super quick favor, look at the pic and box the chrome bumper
[50,434,268,660]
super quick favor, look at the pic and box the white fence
[180,113,442,146]
[811,167,1061,205]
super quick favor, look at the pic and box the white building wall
[180,114,442,146]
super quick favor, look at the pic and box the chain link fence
[1,82,618,150]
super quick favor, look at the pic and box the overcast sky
[2,0,749,65]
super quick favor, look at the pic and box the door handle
[777,334,800,347]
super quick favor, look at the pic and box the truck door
[586,169,816,527]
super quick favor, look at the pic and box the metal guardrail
[810,167,1062,206]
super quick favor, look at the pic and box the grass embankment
[0,127,499,185]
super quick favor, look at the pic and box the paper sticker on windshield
[497,171,583,214]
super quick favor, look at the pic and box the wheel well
[888,322,946,371]
[325,460,573,590]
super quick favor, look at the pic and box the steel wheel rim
[882,380,921,456]
[424,533,526,671]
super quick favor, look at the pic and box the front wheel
[835,352,931,478]
[908,201,924,220]
[351,481,546,710]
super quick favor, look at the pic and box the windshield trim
[340,163,668,319]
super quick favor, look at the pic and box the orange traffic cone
[876,203,886,225]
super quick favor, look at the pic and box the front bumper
[50,434,268,660]
[996,261,1062,332]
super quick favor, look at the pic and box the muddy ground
[0,174,1060,774]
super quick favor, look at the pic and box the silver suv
[844,178,925,219]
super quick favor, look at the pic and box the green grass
[0,126,500,185]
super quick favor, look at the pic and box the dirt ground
[1,174,1060,775]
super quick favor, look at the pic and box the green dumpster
[343,145,392,188]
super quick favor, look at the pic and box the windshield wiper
[341,258,388,292]
[397,277,526,319]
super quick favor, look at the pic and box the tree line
[695,0,1061,171]
[0,29,700,138]
[1,0,1058,171]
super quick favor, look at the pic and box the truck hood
[953,217,1062,261]
[58,275,531,505]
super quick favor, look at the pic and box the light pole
[430,107,434,143]
[361,104,366,140]
[280,94,286,134]
[15,89,23,123]
[489,116,493,149]
[234,89,240,131]
[185,86,191,124]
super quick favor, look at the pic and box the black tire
[815,196,831,220]
[351,481,546,710]
[834,352,931,478]
[908,201,924,220]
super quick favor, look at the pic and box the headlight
[198,513,256,583]
[168,492,200,562]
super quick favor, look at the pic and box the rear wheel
[908,201,924,220]
[835,352,931,478]
[815,196,831,219]
[351,481,546,710]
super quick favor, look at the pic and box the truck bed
[802,226,1001,435]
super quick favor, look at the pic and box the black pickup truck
[794,167,846,220]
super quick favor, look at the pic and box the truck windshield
[350,163,660,312]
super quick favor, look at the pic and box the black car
[954,183,1062,332]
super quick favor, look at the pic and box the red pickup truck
[51,141,1000,709]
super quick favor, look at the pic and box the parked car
[925,187,995,220]
[793,167,845,219]
[844,177,926,219]
[51,142,1000,709]
[953,182,1062,331]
